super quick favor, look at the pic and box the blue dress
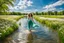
[28,18,33,30]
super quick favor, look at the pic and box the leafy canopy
[0,0,15,12]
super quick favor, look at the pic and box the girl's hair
[28,13,33,17]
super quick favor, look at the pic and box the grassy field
[38,15,64,19]
[34,15,64,43]
[0,15,24,40]
[0,15,24,22]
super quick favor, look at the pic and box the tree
[0,0,15,12]
[47,11,54,15]
[62,10,64,15]
[35,12,39,15]
[42,12,44,15]
[54,11,57,15]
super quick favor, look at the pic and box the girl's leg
[28,24,31,32]
[28,20,33,32]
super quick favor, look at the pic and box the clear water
[0,18,59,43]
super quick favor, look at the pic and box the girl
[28,13,33,32]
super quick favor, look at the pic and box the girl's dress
[27,17,39,30]
[28,18,33,30]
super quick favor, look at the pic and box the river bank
[0,15,24,40]
[34,15,64,43]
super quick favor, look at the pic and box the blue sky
[9,0,64,13]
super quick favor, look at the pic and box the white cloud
[27,1,33,6]
[43,0,64,9]
[42,7,56,12]
[18,0,27,5]
[9,6,18,10]
[9,6,14,10]
[21,9,39,13]
[9,0,33,10]
[42,0,64,11]
[19,5,27,9]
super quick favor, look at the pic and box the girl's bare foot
[25,30,30,33]
[29,30,32,33]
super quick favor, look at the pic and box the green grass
[34,16,64,30]
[0,15,24,22]
[37,15,64,19]
[0,15,24,40]
[58,26,64,43]
[34,15,64,43]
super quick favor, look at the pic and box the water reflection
[27,32,33,43]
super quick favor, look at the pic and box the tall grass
[34,16,64,29]
[0,15,24,40]
[34,16,64,43]
[0,19,18,40]
[0,15,24,22]
[38,15,64,19]
[58,26,64,43]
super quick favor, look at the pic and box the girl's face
[28,13,33,18]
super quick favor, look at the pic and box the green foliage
[0,18,18,40]
[34,16,64,43]
[0,15,24,22]
[0,10,64,15]
[58,26,64,43]
[34,16,64,29]
[0,0,15,12]
[0,12,27,15]
[33,10,64,15]
[39,15,64,19]
[0,15,23,40]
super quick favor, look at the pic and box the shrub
[58,26,64,43]
[0,19,18,40]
